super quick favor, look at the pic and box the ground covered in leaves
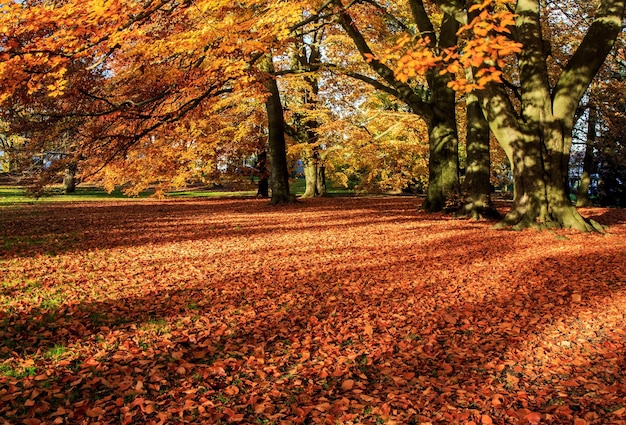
[1,197,625,425]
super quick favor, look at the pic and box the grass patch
[39,292,64,310]
[0,179,353,205]
[0,185,154,204]
[44,344,68,360]
[0,364,37,379]
[141,317,170,335]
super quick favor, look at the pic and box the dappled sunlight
[1,197,625,424]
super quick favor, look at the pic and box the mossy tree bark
[420,11,460,212]
[334,0,459,211]
[458,86,500,219]
[471,0,624,231]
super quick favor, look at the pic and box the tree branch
[331,0,433,121]
[552,0,625,124]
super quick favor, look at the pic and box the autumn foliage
[1,197,625,424]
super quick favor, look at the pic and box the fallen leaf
[341,379,355,390]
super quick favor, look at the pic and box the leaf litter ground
[0,197,625,425]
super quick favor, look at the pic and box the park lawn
[0,197,625,425]
[0,178,351,205]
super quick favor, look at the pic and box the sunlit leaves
[373,0,522,92]
[0,0,312,192]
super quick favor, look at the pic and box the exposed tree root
[493,205,606,233]
[455,200,502,221]
[269,194,297,205]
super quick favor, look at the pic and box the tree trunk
[422,114,459,212]
[63,162,77,194]
[261,55,294,205]
[420,13,460,212]
[458,89,500,219]
[316,164,326,196]
[480,83,603,232]
[576,107,597,207]
[301,153,318,198]
[472,0,624,231]
[498,132,605,231]
[256,150,269,198]
[301,149,326,198]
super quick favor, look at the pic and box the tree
[431,0,624,230]
[286,35,328,198]
[459,83,500,219]
[300,0,460,211]
[259,55,294,204]
[0,0,304,198]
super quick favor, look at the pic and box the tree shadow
[0,197,624,424]
[581,206,626,226]
[0,197,431,259]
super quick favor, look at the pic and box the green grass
[164,188,257,198]
[0,185,153,204]
[44,344,68,360]
[0,363,37,379]
[0,179,353,204]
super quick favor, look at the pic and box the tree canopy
[1,0,624,228]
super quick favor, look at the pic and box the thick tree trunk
[421,13,460,212]
[479,83,602,231]
[576,107,597,207]
[458,89,499,219]
[495,134,603,231]
[261,55,294,205]
[63,162,77,194]
[473,0,624,231]
[422,115,459,212]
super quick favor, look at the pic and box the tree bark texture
[459,88,499,219]
[335,0,459,211]
[260,55,294,205]
[474,0,624,231]
[63,162,77,194]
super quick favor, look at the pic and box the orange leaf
[525,412,542,424]
[86,407,105,417]
[341,379,355,390]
